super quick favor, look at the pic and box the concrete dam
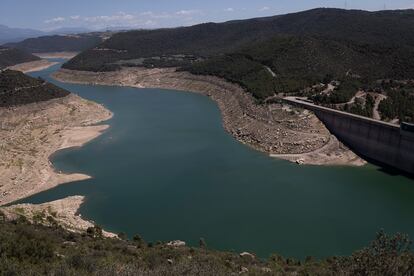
[284,97,414,175]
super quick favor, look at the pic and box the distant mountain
[97,26,141,32]
[0,25,95,44]
[63,8,414,72]
[0,69,70,107]
[48,27,92,35]
[4,33,105,53]
[0,46,40,69]
[0,25,45,44]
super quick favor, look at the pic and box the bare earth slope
[54,67,364,166]
[0,94,112,205]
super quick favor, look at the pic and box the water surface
[22,62,414,259]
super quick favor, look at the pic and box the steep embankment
[0,70,112,206]
[53,68,364,166]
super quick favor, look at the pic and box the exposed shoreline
[33,52,79,59]
[53,67,365,166]
[0,93,113,206]
[0,55,115,236]
[6,52,78,73]
[7,59,58,73]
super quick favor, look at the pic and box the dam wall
[284,97,414,175]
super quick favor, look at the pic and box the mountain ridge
[63,8,414,72]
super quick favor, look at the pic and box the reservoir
[22,61,414,259]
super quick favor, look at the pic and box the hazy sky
[2,0,414,31]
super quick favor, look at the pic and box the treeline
[0,214,413,275]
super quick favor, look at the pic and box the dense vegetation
[4,33,104,53]
[63,9,414,102]
[0,46,39,69]
[186,35,414,99]
[0,69,69,107]
[184,53,278,99]
[0,215,413,275]
[63,8,414,71]
[379,89,414,123]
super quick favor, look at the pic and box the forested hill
[63,8,414,72]
[0,46,40,69]
[4,33,105,53]
[186,35,414,99]
[0,70,70,107]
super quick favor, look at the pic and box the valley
[1,4,414,275]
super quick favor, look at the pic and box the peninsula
[0,69,112,229]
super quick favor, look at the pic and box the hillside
[61,8,414,122]
[0,46,40,69]
[0,69,69,106]
[186,35,414,99]
[0,216,412,275]
[4,33,105,53]
[63,8,414,72]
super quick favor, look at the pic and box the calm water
[21,61,414,259]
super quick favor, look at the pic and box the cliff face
[53,67,364,166]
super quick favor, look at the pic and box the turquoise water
[21,62,414,259]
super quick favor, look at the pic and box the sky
[2,0,414,31]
